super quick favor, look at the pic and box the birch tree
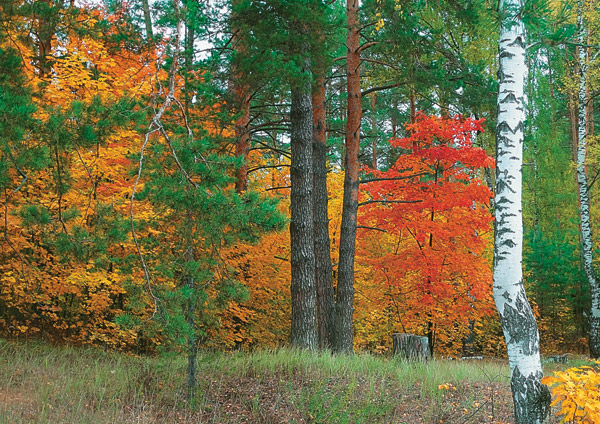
[493,0,550,422]
[574,0,600,358]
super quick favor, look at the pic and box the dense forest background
[0,0,598,360]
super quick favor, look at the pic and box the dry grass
[0,339,573,423]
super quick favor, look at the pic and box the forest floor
[0,339,583,424]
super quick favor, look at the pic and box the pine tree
[312,72,335,350]
[123,0,286,396]
[334,0,361,354]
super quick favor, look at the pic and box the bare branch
[357,225,387,232]
[361,82,404,97]
[265,185,291,191]
[358,199,421,207]
[360,172,427,184]
[248,164,290,174]
[159,127,199,189]
[357,41,377,54]
[130,0,186,319]
[360,57,400,71]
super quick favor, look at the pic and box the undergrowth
[0,339,569,423]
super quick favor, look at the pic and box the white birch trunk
[574,0,600,358]
[493,1,550,422]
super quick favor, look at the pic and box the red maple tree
[358,113,495,354]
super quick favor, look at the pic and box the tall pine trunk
[312,72,335,349]
[233,89,250,193]
[493,1,550,422]
[334,0,360,353]
[574,0,600,358]
[230,0,251,193]
[290,56,318,350]
[35,0,57,76]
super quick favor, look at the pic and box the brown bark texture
[230,0,251,193]
[409,86,416,124]
[141,0,153,39]
[290,60,318,350]
[312,73,335,349]
[35,0,57,76]
[334,0,361,353]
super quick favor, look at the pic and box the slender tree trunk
[290,56,318,350]
[184,21,194,115]
[334,0,361,353]
[141,0,153,39]
[184,13,196,392]
[392,98,397,139]
[35,0,57,76]
[185,237,196,400]
[493,1,550,422]
[409,86,417,124]
[230,0,251,193]
[574,0,600,358]
[233,91,250,193]
[312,72,335,349]
[370,94,378,169]
[569,92,579,161]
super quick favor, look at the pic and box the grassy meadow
[0,339,579,423]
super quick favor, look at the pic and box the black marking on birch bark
[496,227,515,239]
[501,292,538,355]
[497,135,518,148]
[511,367,550,424]
[497,69,514,84]
[495,196,513,205]
[502,291,511,301]
[499,50,515,59]
[508,36,525,49]
[495,254,506,262]
[590,316,600,358]
[499,93,519,105]
[496,179,508,196]
[498,120,523,134]
[497,69,507,81]
[501,239,516,248]
[496,180,517,195]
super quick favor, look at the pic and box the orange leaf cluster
[356,113,495,355]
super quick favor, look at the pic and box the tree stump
[392,333,430,361]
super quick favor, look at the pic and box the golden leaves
[542,363,600,423]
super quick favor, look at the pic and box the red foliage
[358,113,495,354]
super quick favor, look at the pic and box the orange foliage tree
[356,113,495,355]
[0,6,160,348]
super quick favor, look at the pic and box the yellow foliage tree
[543,364,600,423]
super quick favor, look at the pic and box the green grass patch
[2,339,569,423]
